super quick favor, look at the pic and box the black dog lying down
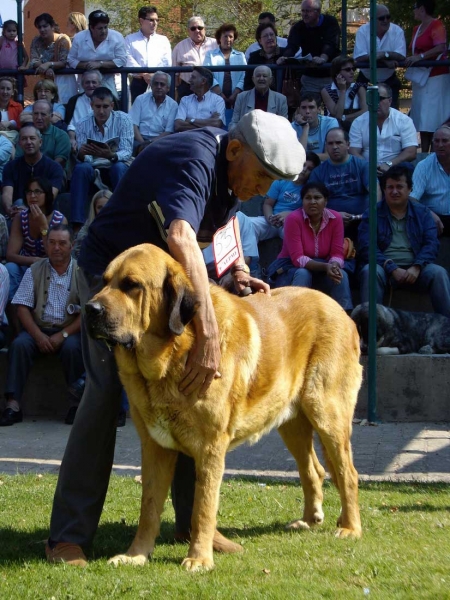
[351,303,450,355]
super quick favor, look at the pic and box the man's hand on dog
[179,322,222,398]
[233,273,271,297]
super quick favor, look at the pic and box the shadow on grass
[0,519,296,566]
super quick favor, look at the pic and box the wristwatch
[41,229,48,237]
[420,53,425,59]
[111,153,118,163]
[341,114,346,122]
[385,161,393,167]
[62,331,69,339]
[384,52,390,59]
[190,118,196,124]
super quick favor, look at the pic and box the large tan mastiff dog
[85,244,363,571]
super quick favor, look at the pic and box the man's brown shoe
[174,530,243,554]
[45,542,88,567]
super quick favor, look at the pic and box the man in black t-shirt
[46,110,305,567]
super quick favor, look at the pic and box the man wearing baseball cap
[46,110,305,566]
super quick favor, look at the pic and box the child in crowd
[0,20,28,70]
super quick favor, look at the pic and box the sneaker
[45,542,87,567]
[0,407,23,426]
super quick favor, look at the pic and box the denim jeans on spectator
[70,162,129,224]
[359,263,450,317]
[5,263,28,302]
[5,328,84,402]
[271,257,353,310]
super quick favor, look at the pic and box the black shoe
[65,405,78,425]
[68,377,86,401]
[117,410,127,428]
[0,407,23,426]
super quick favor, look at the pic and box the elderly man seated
[0,225,84,427]
[129,71,178,154]
[358,166,450,316]
[174,67,225,131]
[411,125,450,236]
[349,83,417,176]
[229,65,288,131]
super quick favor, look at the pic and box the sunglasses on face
[190,26,204,31]
[143,18,159,23]
[377,14,391,21]
[341,67,356,72]
[379,96,391,101]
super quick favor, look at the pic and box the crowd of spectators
[0,1,450,425]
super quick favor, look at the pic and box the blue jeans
[359,263,450,317]
[5,263,28,302]
[70,161,129,224]
[5,329,84,403]
[270,258,353,310]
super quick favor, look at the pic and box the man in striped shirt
[70,87,133,230]
[411,126,450,236]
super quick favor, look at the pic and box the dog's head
[351,303,395,353]
[85,244,199,349]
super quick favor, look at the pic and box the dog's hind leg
[182,438,229,572]
[109,410,178,566]
[305,406,361,539]
[278,411,326,531]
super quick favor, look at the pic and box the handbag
[282,67,301,108]
[404,66,430,87]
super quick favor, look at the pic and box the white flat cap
[235,110,305,180]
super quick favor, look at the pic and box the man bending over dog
[46,111,305,566]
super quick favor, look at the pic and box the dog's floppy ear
[163,271,199,335]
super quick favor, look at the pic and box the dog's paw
[335,527,362,539]
[108,553,148,567]
[285,519,311,531]
[181,557,215,572]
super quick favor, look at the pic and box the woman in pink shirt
[267,182,352,309]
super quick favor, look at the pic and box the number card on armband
[212,216,242,278]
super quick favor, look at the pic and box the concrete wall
[1,350,449,422]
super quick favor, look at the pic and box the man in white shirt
[67,10,127,97]
[125,6,172,103]
[349,83,417,176]
[66,70,103,152]
[172,16,218,100]
[245,12,287,60]
[353,5,406,109]
[130,71,178,153]
[174,67,225,131]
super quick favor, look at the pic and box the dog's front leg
[181,442,228,572]
[109,421,178,567]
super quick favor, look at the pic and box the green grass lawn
[0,475,449,599]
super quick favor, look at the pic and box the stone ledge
[1,351,449,422]
[356,355,450,422]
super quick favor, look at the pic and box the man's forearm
[167,219,218,338]
[16,306,43,340]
